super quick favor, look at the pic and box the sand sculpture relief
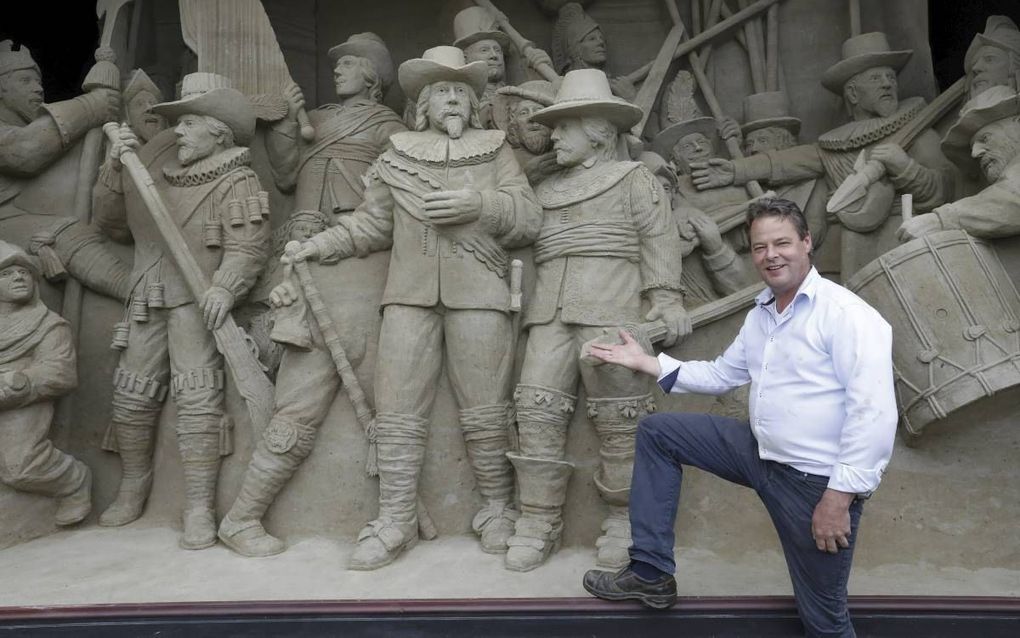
[0,0,1018,605]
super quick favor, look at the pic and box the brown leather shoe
[582,566,677,610]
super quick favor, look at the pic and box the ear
[844,83,859,105]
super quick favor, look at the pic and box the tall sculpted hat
[0,40,40,77]
[741,91,801,136]
[328,32,395,90]
[452,7,511,50]
[398,45,489,101]
[530,69,641,130]
[941,85,1020,173]
[123,68,164,104]
[552,3,601,74]
[965,16,1020,72]
[820,32,912,94]
[152,72,256,144]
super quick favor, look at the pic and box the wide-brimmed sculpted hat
[821,32,912,94]
[965,16,1020,72]
[0,239,40,277]
[328,32,395,90]
[123,68,163,104]
[941,85,1020,172]
[492,80,556,132]
[530,69,641,130]
[652,116,717,160]
[152,72,256,145]
[0,40,39,77]
[452,7,511,51]
[741,91,800,136]
[398,46,489,101]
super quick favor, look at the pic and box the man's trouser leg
[0,402,91,525]
[445,309,518,554]
[168,304,229,550]
[505,320,579,571]
[219,338,341,557]
[350,305,442,570]
[630,412,860,637]
[580,325,655,569]
[32,217,131,301]
[100,309,170,527]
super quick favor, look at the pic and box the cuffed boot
[504,454,574,572]
[349,413,428,571]
[219,418,317,557]
[178,432,221,550]
[588,395,653,569]
[100,370,166,527]
[461,403,518,553]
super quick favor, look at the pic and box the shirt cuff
[655,352,681,394]
[827,462,885,496]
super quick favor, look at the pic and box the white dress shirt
[656,267,897,495]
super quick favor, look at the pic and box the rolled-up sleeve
[655,323,751,396]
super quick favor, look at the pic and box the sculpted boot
[504,454,573,572]
[219,417,317,557]
[178,432,221,550]
[589,395,652,569]
[100,370,166,527]
[54,462,92,526]
[461,403,518,553]
[349,413,428,571]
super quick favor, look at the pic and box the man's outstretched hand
[587,329,662,377]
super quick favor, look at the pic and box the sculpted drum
[846,230,1020,438]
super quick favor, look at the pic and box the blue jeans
[630,412,863,638]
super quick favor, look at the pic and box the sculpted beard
[442,111,466,139]
[519,125,551,155]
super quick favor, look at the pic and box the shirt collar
[756,266,820,309]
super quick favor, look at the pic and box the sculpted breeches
[0,401,87,497]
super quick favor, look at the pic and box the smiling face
[750,214,812,308]
[846,66,899,119]
[969,45,1012,98]
[464,39,505,84]
[173,114,222,165]
[971,117,1020,183]
[0,68,44,123]
[672,132,714,168]
[509,98,551,154]
[126,90,166,142]
[0,265,34,304]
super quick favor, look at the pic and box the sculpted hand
[688,211,725,254]
[423,190,482,225]
[691,158,736,190]
[646,295,692,347]
[280,240,319,264]
[525,152,560,184]
[92,88,122,123]
[811,489,854,554]
[0,371,29,406]
[523,47,554,73]
[200,286,235,330]
[717,117,742,143]
[608,76,638,102]
[269,280,300,308]
[588,329,661,376]
[283,82,306,121]
[896,211,944,243]
[107,123,141,168]
[870,143,911,176]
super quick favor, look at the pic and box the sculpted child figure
[507,69,688,572]
[276,46,542,569]
[0,241,91,527]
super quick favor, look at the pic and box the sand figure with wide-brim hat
[95,72,269,550]
[273,46,542,570]
[692,32,956,280]
[0,240,92,527]
[505,69,687,572]
[900,86,1020,242]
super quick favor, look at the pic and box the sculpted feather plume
[660,70,702,129]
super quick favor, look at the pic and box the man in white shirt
[581,197,897,638]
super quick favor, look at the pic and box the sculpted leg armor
[349,412,428,570]
[587,394,655,569]
[505,384,576,572]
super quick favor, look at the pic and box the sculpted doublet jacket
[524,161,685,328]
[309,128,542,312]
[93,128,270,309]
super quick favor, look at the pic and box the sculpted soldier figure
[493,80,558,184]
[0,40,127,300]
[692,32,955,278]
[0,241,91,526]
[267,33,406,222]
[965,16,1020,101]
[552,3,636,100]
[278,46,542,569]
[94,73,268,549]
[507,69,688,572]
[453,7,511,129]
[899,86,1020,241]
